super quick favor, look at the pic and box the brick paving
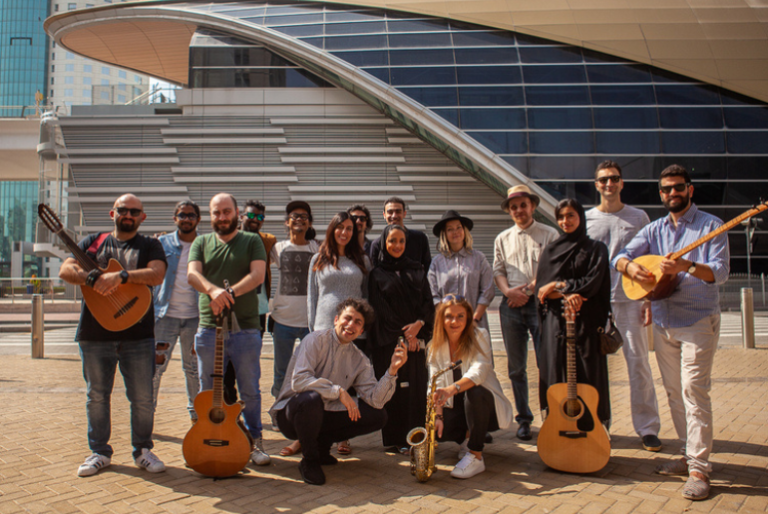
[0,342,767,512]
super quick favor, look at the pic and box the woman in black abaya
[535,198,612,425]
[368,224,435,453]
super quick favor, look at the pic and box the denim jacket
[154,231,199,319]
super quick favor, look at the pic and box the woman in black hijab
[368,224,435,453]
[534,199,612,424]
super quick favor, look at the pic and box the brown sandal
[279,442,301,456]
[336,440,352,455]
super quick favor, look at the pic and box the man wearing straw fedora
[493,185,558,440]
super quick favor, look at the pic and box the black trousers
[438,386,499,452]
[275,391,388,462]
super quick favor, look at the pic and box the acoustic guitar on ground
[37,203,151,332]
[537,303,610,474]
[622,200,768,301]
[183,301,253,478]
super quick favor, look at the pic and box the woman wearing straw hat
[428,210,494,331]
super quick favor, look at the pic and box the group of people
[59,161,729,500]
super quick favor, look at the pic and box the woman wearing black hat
[428,210,494,331]
[368,224,435,454]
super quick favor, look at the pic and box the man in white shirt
[493,185,558,440]
[153,201,201,423]
[585,160,662,453]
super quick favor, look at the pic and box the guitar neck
[670,203,767,260]
[566,320,576,401]
[50,225,97,272]
[212,325,225,408]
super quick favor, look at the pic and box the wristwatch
[687,262,697,275]
[453,383,462,393]
[120,270,129,284]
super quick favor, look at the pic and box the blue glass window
[459,108,525,129]
[727,157,768,179]
[456,66,521,85]
[651,68,695,84]
[519,46,582,63]
[388,33,452,48]
[586,65,651,83]
[662,132,725,154]
[655,85,720,105]
[591,85,655,105]
[326,11,382,23]
[659,107,723,129]
[593,108,658,129]
[265,14,324,25]
[726,132,768,154]
[389,49,454,65]
[325,21,386,34]
[501,156,530,175]
[332,50,388,66]
[596,131,660,154]
[400,87,458,106]
[324,35,387,50]
[451,31,515,47]
[387,19,449,32]
[277,24,324,37]
[467,131,527,154]
[528,108,592,129]
[529,132,594,154]
[362,68,390,82]
[391,67,455,85]
[432,109,459,125]
[522,65,586,84]
[455,47,517,64]
[724,107,768,129]
[459,86,524,106]
[525,86,590,106]
[529,156,597,179]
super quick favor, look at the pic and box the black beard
[243,222,259,234]
[213,218,237,236]
[115,219,136,233]
[664,194,690,214]
[178,223,196,235]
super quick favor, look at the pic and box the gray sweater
[307,254,369,331]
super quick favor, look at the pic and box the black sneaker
[299,458,326,485]
[516,422,532,441]
[642,434,662,452]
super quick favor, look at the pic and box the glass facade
[0,181,40,275]
[0,0,49,116]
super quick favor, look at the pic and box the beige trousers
[653,314,720,476]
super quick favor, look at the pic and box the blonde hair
[428,296,486,365]
[437,225,474,257]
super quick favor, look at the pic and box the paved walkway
[0,322,766,512]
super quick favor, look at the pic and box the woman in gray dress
[428,210,495,331]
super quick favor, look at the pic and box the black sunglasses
[660,183,689,194]
[175,212,198,220]
[596,175,621,185]
[441,294,466,303]
[116,207,142,217]
[350,215,368,222]
[246,212,265,221]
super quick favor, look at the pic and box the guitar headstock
[562,300,576,322]
[38,203,64,233]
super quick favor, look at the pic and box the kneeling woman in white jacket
[429,294,514,479]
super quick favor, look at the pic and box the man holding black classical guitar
[59,194,168,477]
[614,165,730,501]
[187,193,271,468]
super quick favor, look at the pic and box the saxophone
[406,337,462,482]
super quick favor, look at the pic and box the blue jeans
[153,316,199,420]
[79,339,156,458]
[195,327,264,439]
[499,299,540,424]
[270,321,309,397]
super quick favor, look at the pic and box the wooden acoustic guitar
[37,204,151,332]
[622,201,768,301]
[537,304,611,474]
[183,305,252,478]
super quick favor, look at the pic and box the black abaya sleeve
[562,241,610,300]
[416,274,435,341]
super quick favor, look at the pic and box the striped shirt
[613,204,730,329]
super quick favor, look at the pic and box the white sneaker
[251,437,271,466]
[458,439,470,460]
[450,453,485,479]
[134,449,166,473]
[77,453,111,477]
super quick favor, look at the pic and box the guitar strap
[85,232,110,258]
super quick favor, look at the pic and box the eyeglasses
[350,215,368,223]
[660,183,689,194]
[246,212,265,221]
[441,294,465,303]
[116,207,142,217]
[596,175,621,185]
[289,213,309,221]
[175,212,198,220]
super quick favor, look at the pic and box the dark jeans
[499,299,540,424]
[439,385,499,452]
[276,391,388,462]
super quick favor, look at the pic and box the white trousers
[613,301,660,438]
[653,314,720,476]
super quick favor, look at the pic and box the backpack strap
[86,232,110,257]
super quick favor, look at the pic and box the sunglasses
[350,215,368,223]
[246,212,265,221]
[289,213,309,221]
[116,207,142,217]
[596,175,621,185]
[441,294,466,303]
[660,183,689,194]
[175,212,198,220]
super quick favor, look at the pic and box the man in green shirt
[188,193,271,467]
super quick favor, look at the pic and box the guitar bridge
[559,431,587,439]
[114,296,139,319]
[203,439,230,447]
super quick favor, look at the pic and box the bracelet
[85,269,102,287]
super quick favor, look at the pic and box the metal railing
[720,273,767,311]
[0,277,79,303]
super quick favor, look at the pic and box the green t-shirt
[189,231,266,330]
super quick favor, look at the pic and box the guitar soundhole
[565,399,582,418]
[209,408,226,424]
